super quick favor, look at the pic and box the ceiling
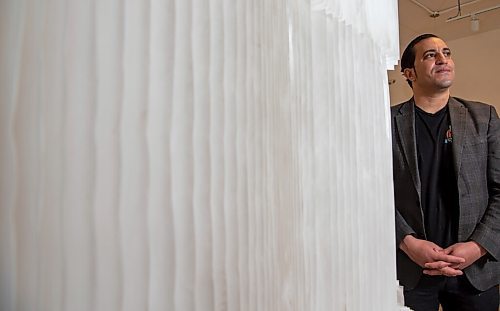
[398,0,500,50]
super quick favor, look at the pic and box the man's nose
[435,52,448,64]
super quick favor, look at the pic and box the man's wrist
[399,234,416,252]
[469,240,487,257]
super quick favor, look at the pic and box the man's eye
[424,53,435,59]
[443,51,452,57]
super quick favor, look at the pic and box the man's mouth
[435,67,451,73]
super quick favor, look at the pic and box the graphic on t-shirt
[444,125,453,144]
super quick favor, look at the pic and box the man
[392,33,499,310]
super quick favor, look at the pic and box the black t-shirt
[415,104,458,247]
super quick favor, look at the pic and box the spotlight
[471,14,480,32]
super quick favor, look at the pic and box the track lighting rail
[408,0,482,17]
[445,3,500,22]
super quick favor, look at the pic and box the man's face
[405,37,455,92]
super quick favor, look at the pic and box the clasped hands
[400,235,487,277]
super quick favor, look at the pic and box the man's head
[400,34,455,92]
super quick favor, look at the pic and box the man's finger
[433,253,465,264]
[423,269,443,276]
[424,261,451,269]
[439,266,463,276]
[423,267,463,277]
[440,247,454,255]
[449,263,462,269]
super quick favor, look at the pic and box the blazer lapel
[395,100,421,200]
[448,97,468,177]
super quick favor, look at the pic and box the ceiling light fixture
[470,14,480,32]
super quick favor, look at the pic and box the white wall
[389,28,500,112]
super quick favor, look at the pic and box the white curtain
[0,0,406,310]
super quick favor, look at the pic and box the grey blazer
[391,97,500,291]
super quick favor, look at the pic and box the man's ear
[403,67,416,82]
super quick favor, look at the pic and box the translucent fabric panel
[311,0,400,65]
[0,0,409,310]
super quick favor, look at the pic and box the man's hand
[400,235,465,276]
[423,241,487,275]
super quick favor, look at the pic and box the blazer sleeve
[470,106,500,261]
[395,209,416,248]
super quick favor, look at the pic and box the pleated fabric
[0,0,407,310]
